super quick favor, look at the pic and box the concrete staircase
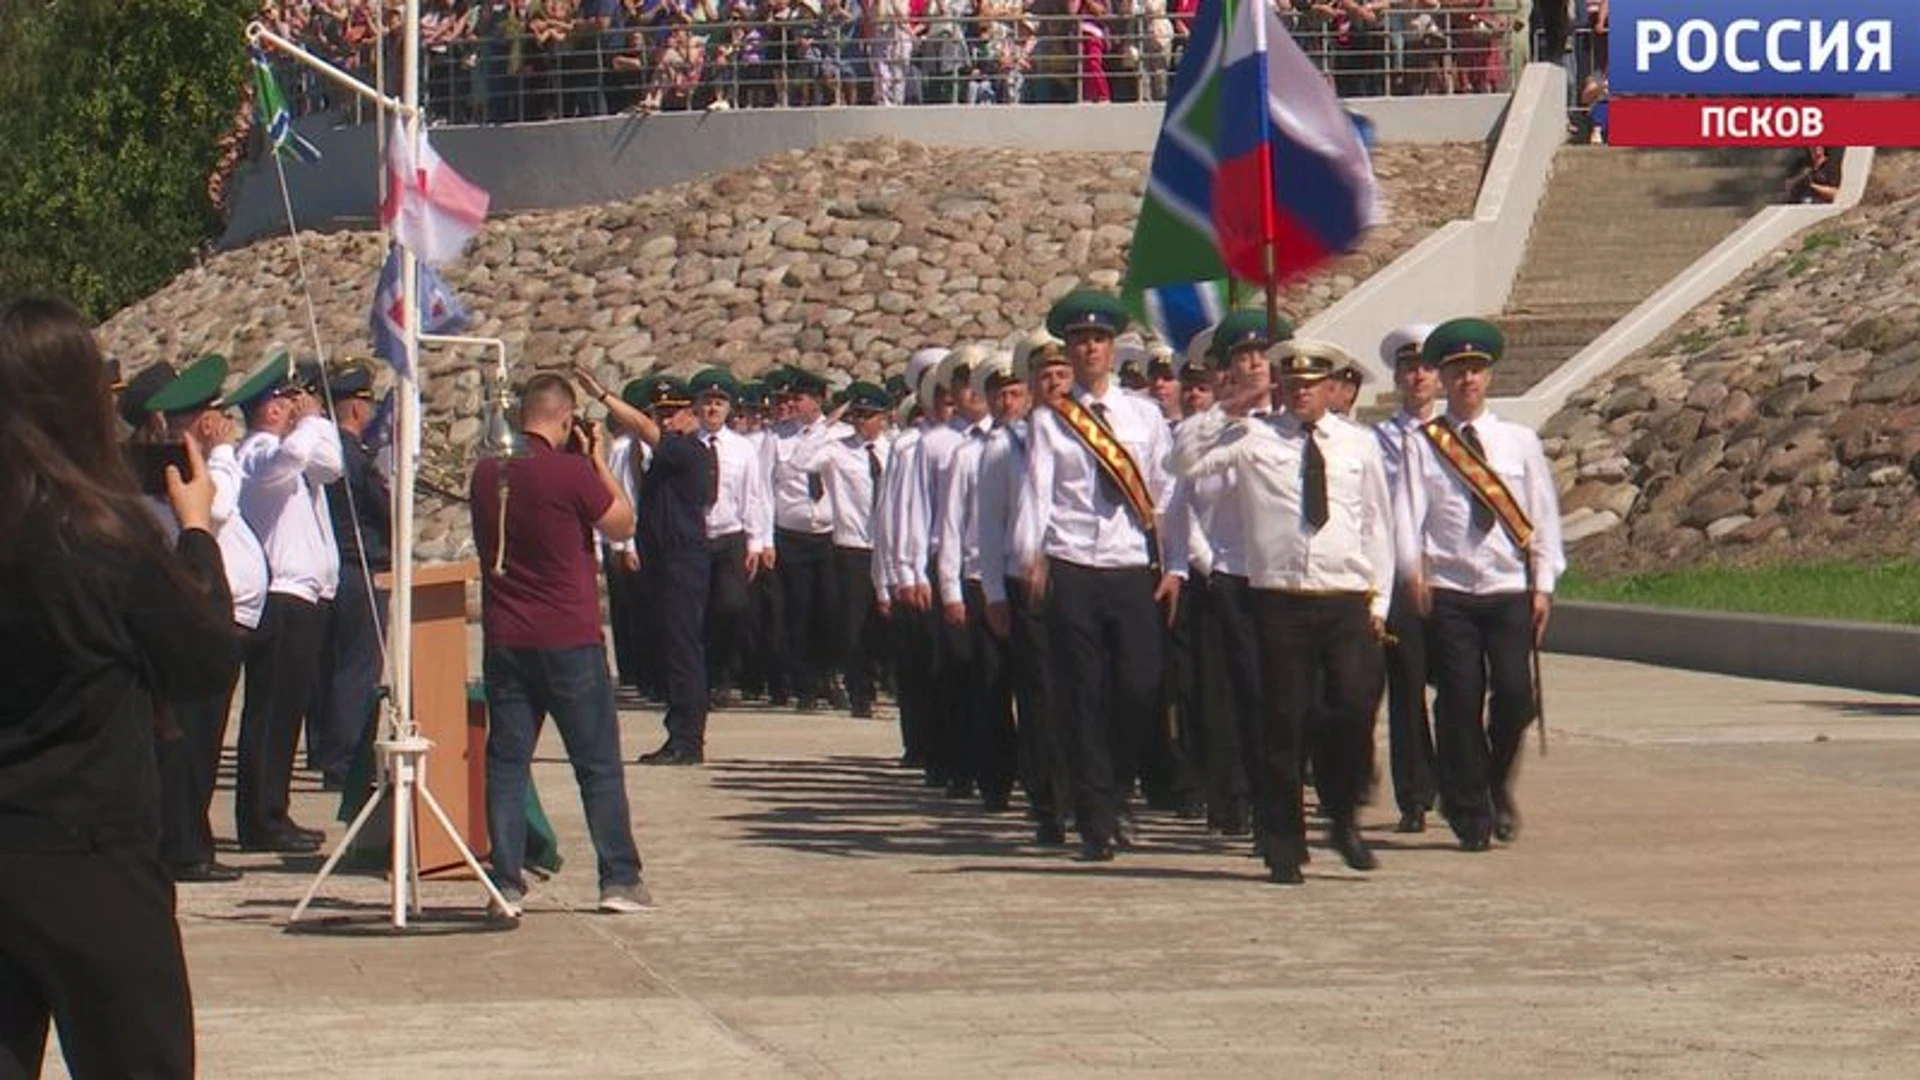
[1495,147,1792,395]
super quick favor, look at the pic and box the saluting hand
[572,365,610,404]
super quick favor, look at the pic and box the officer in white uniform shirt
[977,329,1075,843]
[1173,338,1394,885]
[1372,322,1443,835]
[790,381,894,719]
[877,347,947,770]
[762,366,849,712]
[690,367,773,709]
[935,350,1028,812]
[1016,290,1185,862]
[139,356,262,882]
[1393,317,1565,854]
[228,354,343,853]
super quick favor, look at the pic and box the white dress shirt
[701,425,773,551]
[604,433,651,558]
[1016,383,1177,572]
[765,416,847,534]
[790,427,891,552]
[891,416,973,590]
[975,420,1038,604]
[1392,408,1566,595]
[144,443,271,630]
[1373,406,1436,505]
[239,415,344,604]
[875,426,924,591]
[1173,406,1394,620]
[935,420,995,598]
[1174,406,1270,580]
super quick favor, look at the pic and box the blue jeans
[483,644,642,893]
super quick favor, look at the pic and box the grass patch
[1561,560,1920,625]
[1801,230,1843,252]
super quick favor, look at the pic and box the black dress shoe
[1458,827,1492,853]
[170,860,245,883]
[850,702,875,720]
[1329,823,1378,871]
[1493,809,1520,843]
[1035,820,1068,846]
[282,820,324,841]
[710,690,737,710]
[794,696,819,714]
[1266,860,1304,885]
[239,829,321,854]
[1078,839,1116,862]
[1395,808,1427,834]
[945,779,976,799]
[980,789,1012,813]
[639,746,703,766]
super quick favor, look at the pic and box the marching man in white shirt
[1016,290,1184,863]
[1393,318,1565,853]
[229,354,344,853]
[1372,323,1443,834]
[788,381,894,720]
[689,368,774,711]
[1173,337,1394,885]
[878,347,949,773]
[762,367,848,712]
[980,329,1075,844]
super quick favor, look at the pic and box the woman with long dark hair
[0,296,235,1079]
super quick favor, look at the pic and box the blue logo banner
[1610,0,1920,95]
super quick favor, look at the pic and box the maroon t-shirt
[470,434,615,649]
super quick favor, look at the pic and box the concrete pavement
[49,655,1920,1077]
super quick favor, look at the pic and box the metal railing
[261,4,1529,127]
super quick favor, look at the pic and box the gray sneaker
[488,882,527,921]
[598,881,655,914]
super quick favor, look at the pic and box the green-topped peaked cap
[637,374,693,410]
[1045,289,1130,339]
[783,366,828,398]
[883,373,910,402]
[220,351,300,410]
[146,354,229,416]
[1210,309,1294,361]
[762,366,796,395]
[689,367,740,400]
[118,363,179,428]
[737,380,770,410]
[842,381,890,413]
[620,376,656,411]
[1422,316,1505,368]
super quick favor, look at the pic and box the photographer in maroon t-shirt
[469,372,652,915]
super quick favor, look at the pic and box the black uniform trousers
[930,567,972,789]
[1008,578,1071,827]
[1250,590,1378,866]
[1383,577,1439,815]
[603,547,645,692]
[1192,571,1255,830]
[235,593,330,845]
[776,528,839,703]
[704,531,751,697]
[891,588,937,769]
[962,580,1018,803]
[1139,582,1203,812]
[1046,559,1163,846]
[308,571,388,785]
[741,559,785,701]
[649,549,712,753]
[1427,589,1535,840]
[157,636,244,869]
[835,546,881,712]
[0,841,193,1080]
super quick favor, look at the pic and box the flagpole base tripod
[289,734,520,929]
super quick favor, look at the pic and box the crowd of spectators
[259,0,1538,123]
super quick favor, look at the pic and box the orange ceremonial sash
[1051,394,1161,567]
[1421,418,1535,551]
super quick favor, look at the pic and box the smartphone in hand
[127,441,192,497]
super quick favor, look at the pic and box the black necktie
[808,472,825,501]
[1088,401,1124,503]
[1459,423,1495,533]
[705,436,720,504]
[866,443,883,511]
[1302,421,1328,530]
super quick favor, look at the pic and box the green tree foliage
[0,0,257,319]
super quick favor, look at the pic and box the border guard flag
[248,47,322,164]
[370,244,472,381]
[1122,0,1378,345]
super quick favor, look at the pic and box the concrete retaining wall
[1496,147,1877,427]
[223,94,1509,248]
[1300,62,1567,398]
[1546,600,1920,696]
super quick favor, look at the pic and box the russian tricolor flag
[1210,0,1377,285]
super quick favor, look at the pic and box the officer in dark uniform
[579,371,717,765]
[310,359,393,791]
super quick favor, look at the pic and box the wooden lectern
[375,559,488,878]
